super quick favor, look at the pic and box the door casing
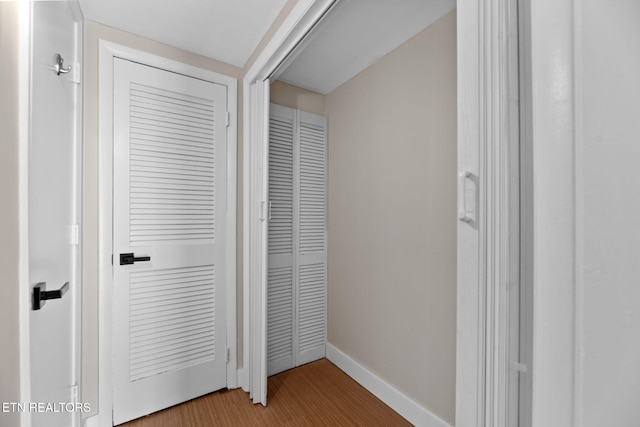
[96,41,238,427]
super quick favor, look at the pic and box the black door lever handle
[120,252,151,265]
[33,281,69,310]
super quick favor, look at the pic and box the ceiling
[277,0,456,94]
[78,0,455,88]
[79,0,288,67]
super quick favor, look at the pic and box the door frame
[18,2,84,426]
[96,41,238,426]
[243,0,527,423]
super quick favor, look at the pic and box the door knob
[32,281,69,310]
[119,253,151,265]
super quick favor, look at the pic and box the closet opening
[245,0,526,424]
[263,1,464,425]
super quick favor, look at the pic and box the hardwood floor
[120,359,412,426]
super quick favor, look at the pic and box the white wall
[0,3,22,427]
[530,1,640,425]
[325,11,457,424]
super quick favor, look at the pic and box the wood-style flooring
[121,358,412,426]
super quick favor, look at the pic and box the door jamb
[97,41,238,427]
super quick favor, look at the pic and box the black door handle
[120,253,151,265]
[32,281,69,310]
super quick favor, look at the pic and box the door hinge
[226,111,230,127]
[69,224,79,245]
[71,62,81,84]
[512,362,528,373]
[71,383,79,404]
[226,347,230,364]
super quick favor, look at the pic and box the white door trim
[18,4,33,426]
[528,0,580,424]
[97,41,238,427]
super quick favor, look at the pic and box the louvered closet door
[296,111,327,365]
[112,58,227,425]
[267,104,296,376]
[267,105,327,376]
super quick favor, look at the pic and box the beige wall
[325,10,457,424]
[82,20,242,416]
[0,2,22,426]
[270,80,326,115]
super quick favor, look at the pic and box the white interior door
[28,2,80,427]
[112,58,228,425]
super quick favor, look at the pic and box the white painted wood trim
[326,344,451,427]
[241,79,250,392]
[225,65,239,390]
[97,40,238,426]
[528,0,578,425]
[97,39,115,427]
[71,10,85,427]
[18,3,33,427]
[241,0,335,402]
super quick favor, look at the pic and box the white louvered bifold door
[267,105,326,376]
[112,58,228,425]
[296,111,327,365]
[267,105,296,376]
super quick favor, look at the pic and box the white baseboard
[326,343,452,427]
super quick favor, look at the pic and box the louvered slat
[129,265,215,381]
[267,266,294,362]
[268,116,294,256]
[298,263,326,353]
[299,120,326,255]
[129,83,215,245]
